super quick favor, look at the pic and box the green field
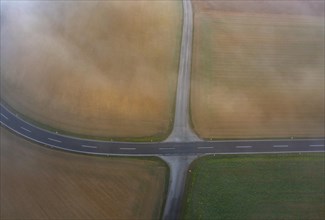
[182,153,325,220]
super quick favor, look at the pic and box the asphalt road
[1,0,323,155]
[1,103,324,155]
[161,155,197,220]
[165,0,200,142]
[1,1,324,220]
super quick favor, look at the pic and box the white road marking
[159,147,176,150]
[120,148,136,150]
[309,144,324,147]
[236,146,252,149]
[173,145,182,148]
[48,138,62,143]
[81,145,97,149]
[197,147,213,149]
[20,127,31,133]
[1,113,9,120]
[273,145,288,148]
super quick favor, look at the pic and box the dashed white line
[236,146,252,149]
[273,145,289,148]
[309,144,324,147]
[1,113,9,120]
[20,127,31,133]
[120,148,136,150]
[159,147,176,150]
[197,147,213,149]
[48,138,62,143]
[81,145,97,149]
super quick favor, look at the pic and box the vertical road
[165,0,201,142]
[161,155,197,220]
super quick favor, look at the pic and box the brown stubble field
[0,0,182,139]
[191,0,325,139]
[0,128,168,219]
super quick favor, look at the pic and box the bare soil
[191,0,324,139]
[193,0,324,16]
[0,128,168,219]
[0,0,182,138]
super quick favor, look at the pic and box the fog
[0,0,182,137]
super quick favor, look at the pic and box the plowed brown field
[191,0,324,139]
[0,128,168,219]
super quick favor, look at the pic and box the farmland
[191,0,325,139]
[182,153,325,220]
[0,128,168,219]
[0,0,182,140]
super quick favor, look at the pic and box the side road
[165,0,200,143]
[160,155,197,220]
[0,0,324,219]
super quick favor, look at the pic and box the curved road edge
[1,103,324,156]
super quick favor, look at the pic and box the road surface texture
[160,155,197,220]
[1,0,324,219]
[1,102,324,219]
[1,103,323,156]
[165,0,200,142]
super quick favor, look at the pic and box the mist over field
[0,0,324,139]
[0,0,182,139]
